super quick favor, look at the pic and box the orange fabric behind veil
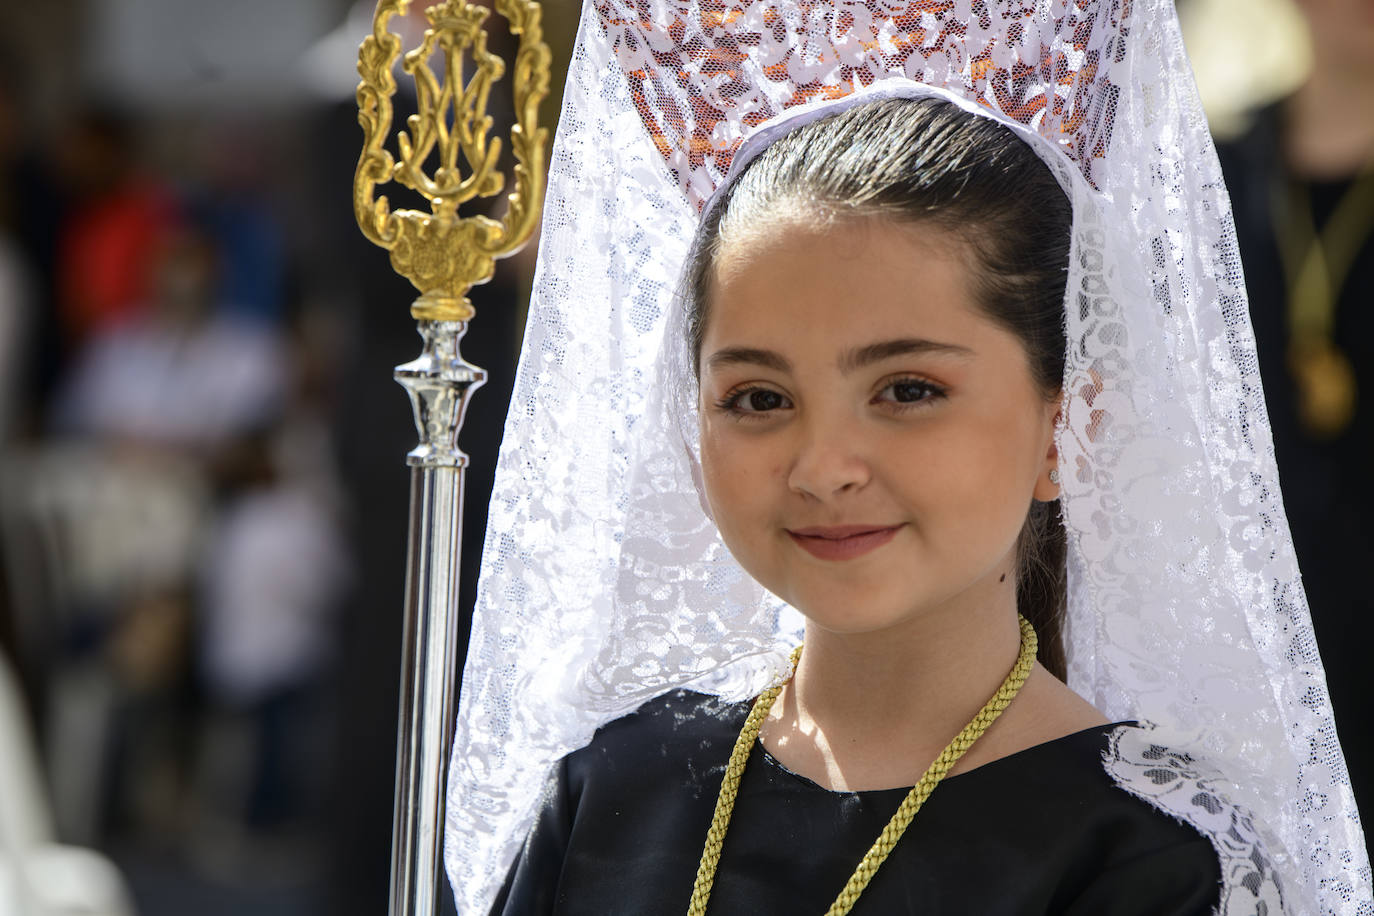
[599,0,1124,206]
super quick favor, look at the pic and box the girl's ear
[1032,402,1062,502]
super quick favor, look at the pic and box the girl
[447,4,1370,914]
[497,93,1228,913]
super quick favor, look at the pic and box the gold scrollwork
[355,0,550,322]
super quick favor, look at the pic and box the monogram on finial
[354,0,550,322]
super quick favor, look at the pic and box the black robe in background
[493,690,1221,915]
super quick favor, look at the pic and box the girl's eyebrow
[704,346,791,373]
[705,338,973,376]
[839,337,974,373]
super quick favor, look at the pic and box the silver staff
[353,1,549,912]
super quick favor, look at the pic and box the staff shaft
[390,465,464,916]
[390,320,486,915]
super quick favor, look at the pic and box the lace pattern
[444,2,1371,913]
[1104,725,1287,916]
[596,0,1129,209]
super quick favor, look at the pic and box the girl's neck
[761,586,1025,792]
[758,578,1109,792]
[793,601,1020,741]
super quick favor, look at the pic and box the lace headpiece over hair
[446,1,1371,913]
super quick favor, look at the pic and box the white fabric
[0,652,136,916]
[445,1,1372,913]
[1103,725,1286,915]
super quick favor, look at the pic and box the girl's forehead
[714,212,964,279]
[705,218,989,347]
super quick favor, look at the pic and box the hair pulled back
[686,97,1072,679]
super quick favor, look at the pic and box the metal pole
[389,321,485,915]
[353,2,549,910]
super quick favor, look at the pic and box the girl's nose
[786,415,872,500]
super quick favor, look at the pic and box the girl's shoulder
[564,689,747,784]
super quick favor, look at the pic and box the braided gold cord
[823,615,1036,913]
[686,645,803,916]
[688,617,1038,916]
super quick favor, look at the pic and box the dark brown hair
[686,97,1072,679]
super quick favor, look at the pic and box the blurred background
[0,1,579,913]
[0,0,1366,913]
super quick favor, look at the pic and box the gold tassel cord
[688,616,1038,916]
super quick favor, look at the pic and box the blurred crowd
[0,0,1367,914]
[1,16,364,916]
[0,1,576,913]
[6,79,345,842]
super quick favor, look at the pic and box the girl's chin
[789,596,930,637]
[781,576,968,637]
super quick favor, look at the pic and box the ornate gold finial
[355,0,550,322]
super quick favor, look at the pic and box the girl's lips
[786,524,903,561]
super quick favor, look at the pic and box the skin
[698,216,1105,792]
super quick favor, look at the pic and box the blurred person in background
[190,304,349,873]
[52,106,177,360]
[1212,0,1374,827]
[39,209,288,844]
[192,124,290,327]
[51,216,286,451]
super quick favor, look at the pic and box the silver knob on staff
[353,1,549,912]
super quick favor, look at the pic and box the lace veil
[445,1,1371,913]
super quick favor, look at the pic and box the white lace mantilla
[1105,725,1287,916]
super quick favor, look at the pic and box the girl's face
[698,217,1060,636]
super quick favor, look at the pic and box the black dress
[493,690,1221,915]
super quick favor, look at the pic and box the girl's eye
[876,378,944,406]
[717,386,792,415]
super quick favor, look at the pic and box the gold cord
[687,615,1038,916]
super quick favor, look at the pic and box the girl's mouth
[786,524,903,561]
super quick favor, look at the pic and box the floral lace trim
[1102,725,1286,916]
